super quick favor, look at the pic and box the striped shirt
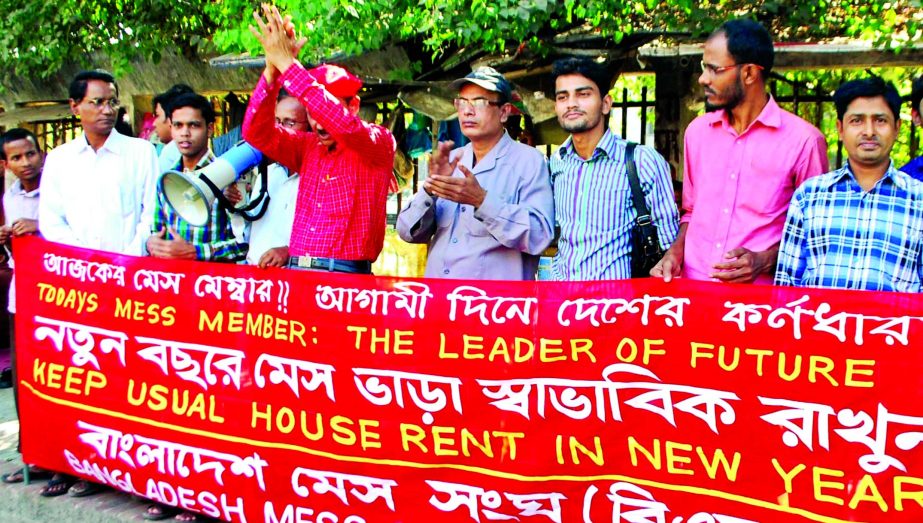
[152,151,247,262]
[550,130,679,280]
[775,162,923,292]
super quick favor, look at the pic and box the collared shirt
[152,151,247,262]
[550,130,679,280]
[397,132,555,280]
[775,162,923,292]
[39,131,158,256]
[242,65,395,261]
[901,156,923,183]
[245,163,300,264]
[4,179,40,314]
[681,96,828,284]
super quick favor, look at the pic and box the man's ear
[499,103,513,124]
[913,109,921,127]
[208,122,215,139]
[602,93,613,116]
[69,99,80,117]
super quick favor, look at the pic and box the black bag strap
[624,142,653,227]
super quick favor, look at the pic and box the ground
[0,388,148,522]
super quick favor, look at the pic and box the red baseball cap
[308,64,363,99]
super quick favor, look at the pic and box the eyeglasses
[453,97,503,111]
[83,97,121,110]
[275,117,307,129]
[699,61,764,76]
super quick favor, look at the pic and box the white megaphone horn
[159,142,264,227]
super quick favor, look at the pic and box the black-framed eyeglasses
[453,97,503,110]
[699,61,764,76]
[83,97,121,110]
[276,117,308,129]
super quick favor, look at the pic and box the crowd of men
[0,6,920,521]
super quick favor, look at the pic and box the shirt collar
[706,94,782,132]
[8,179,39,197]
[827,160,905,190]
[174,149,216,172]
[464,132,513,174]
[558,129,620,161]
[78,130,126,155]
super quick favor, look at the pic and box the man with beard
[549,57,678,280]
[38,70,159,497]
[776,77,923,291]
[397,66,554,280]
[651,19,828,284]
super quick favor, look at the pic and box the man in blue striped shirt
[549,57,679,280]
[776,77,923,292]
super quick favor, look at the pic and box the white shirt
[245,163,300,264]
[158,140,182,174]
[39,131,158,256]
[4,179,40,314]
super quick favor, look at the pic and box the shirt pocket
[742,163,794,216]
[464,213,491,237]
[435,200,457,229]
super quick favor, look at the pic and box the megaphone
[159,142,264,227]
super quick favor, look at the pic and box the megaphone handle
[208,164,273,222]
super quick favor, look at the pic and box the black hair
[277,88,293,102]
[912,75,923,114]
[712,19,774,78]
[833,76,902,121]
[152,83,195,113]
[0,128,40,161]
[69,70,118,101]
[167,93,216,124]
[550,57,612,95]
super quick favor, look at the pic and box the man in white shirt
[39,70,159,257]
[36,69,158,498]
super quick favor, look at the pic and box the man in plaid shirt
[775,77,923,292]
[147,92,247,263]
[242,5,394,274]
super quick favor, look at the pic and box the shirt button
[723,208,729,214]
[716,243,722,249]
[451,238,458,243]
[310,227,316,232]
[443,269,450,275]
[730,174,737,180]
[461,208,466,213]
[317,203,321,208]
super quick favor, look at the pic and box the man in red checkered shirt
[242,5,395,274]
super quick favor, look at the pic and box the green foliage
[0,1,918,80]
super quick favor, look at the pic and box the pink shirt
[680,96,828,284]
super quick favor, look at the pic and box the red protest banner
[13,236,923,523]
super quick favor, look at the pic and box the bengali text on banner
[13,236,923,523]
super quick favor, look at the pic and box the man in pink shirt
[652,19,828,284]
